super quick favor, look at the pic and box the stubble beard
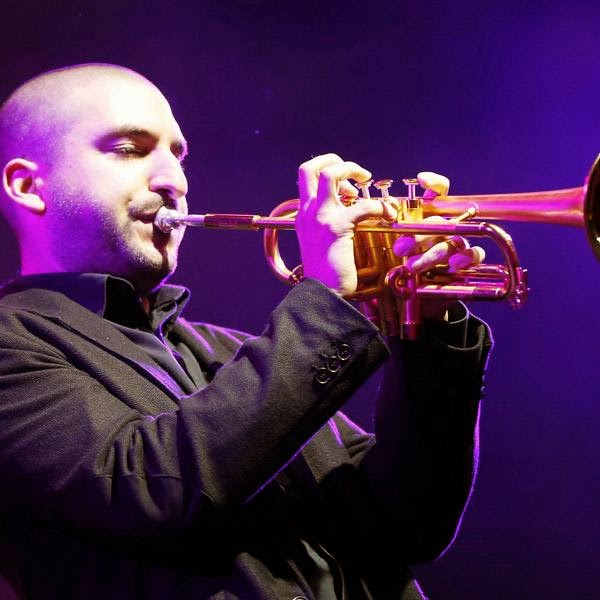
[49,192,179,292]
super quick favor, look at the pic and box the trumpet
[154,155,600,339]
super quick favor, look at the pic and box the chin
[124,264,175,294]
[116,250,177,293]
[108,231,179,291]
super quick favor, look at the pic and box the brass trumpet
[154,155,600,339]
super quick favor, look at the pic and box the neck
[20,249,65,276]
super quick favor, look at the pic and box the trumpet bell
[585,154,600,261]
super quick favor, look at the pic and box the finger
[342,197,396,224]
[298,153,343,202]
[394,233,448,256]
[445,235,470,255]
[448,246,486,272]
[395,216,449,254]
[339,179,359,198]
[406,242,447,272]
[417,171,450,199]
[315,161,372,211]
[393,235,417,257]
[407,236,469,273]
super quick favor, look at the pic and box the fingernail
[471,247,486,263]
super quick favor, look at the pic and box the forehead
[62,76,184,141]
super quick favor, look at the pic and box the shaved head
[0,63,160,230]
[0,63,151,171]
[0,63,188,290]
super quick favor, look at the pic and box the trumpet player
[0,63,492,600]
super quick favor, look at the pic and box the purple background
[1,1,599,598]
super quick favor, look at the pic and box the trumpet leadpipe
[154,207,296,233]
[154,207,502,236]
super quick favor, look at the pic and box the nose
[148,149,188,205]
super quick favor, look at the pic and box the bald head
[0,64,153,171]
[0,63,188,288]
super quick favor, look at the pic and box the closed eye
[112,144,147,157]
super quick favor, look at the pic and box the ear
[2,158,46,214]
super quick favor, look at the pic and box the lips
[132,209,161,224]
[128,197,186,231]
[128,199,164,223]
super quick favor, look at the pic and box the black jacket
[0,277,492,599]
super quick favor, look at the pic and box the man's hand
[296,153,396,296]
[295,156,484,322]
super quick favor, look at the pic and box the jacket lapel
[2,287,184,400]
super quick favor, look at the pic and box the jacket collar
[0,273,189,331]
[0,274,205,400]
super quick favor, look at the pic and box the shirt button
[292,597,309,600]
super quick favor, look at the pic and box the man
[0,64,492,599]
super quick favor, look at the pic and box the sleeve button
[315,368,331,385]
[336,343,351,361]
[326,356,341,373]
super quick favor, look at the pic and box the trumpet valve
[399,178,424,221]
[355,179,374,199]
[402,178,419,202]
[374,179,394,198]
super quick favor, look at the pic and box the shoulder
[0,284,77,320]
[0,294,70,359]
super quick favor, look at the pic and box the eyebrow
[97,126,189,160]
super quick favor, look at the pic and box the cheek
[65,150,144,193]
[43,158,110,206]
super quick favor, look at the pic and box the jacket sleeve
[0,279,388,540]
[348,305,493,562]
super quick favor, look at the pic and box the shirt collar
[1,272,190,336]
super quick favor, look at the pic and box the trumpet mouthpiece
[154,207,185,232]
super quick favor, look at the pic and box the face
[36,74,189,292]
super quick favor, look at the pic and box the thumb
[417,171,450,198]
